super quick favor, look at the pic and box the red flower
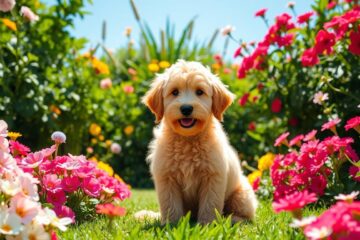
[301,47,319,67]
[233,47,242,58]
[255,8,267,17]
[96,203,126,217]
[321,118,341,133]
[276,34,294,47]
[257,82,264,91]
[349,166,360,182]
[349,30,360,55]
[272,190,318,213]
[314,30,336,55]
[238,93,250,106]
[288,117,299,127]
[271,97,282,113]
[252,177,260,191]
[345,116,360,132]
[237,56,254,79]
[297,11,314,24]
[248,121,256,131]
[324,16,348,39]
[274,132,290,147]
[275,13,292,28]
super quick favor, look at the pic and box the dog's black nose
[180,105,193,116]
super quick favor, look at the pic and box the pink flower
[82,177,101,197]
[326,1,337,10]
[255,8,267,17]
[272,190,318,213]
[321,118,341,134]
[238,93,250,107]
[54,205,75,223]
[274,132,290,147]
[20,6,39,22]
[314,30,336,55]
[301,47,319,67]
[0,0,16,12]
[271,97,282,113]
[233,46,242,58]
[289,134,304,147]
[345,116,360,132]
[9,140,30,156]
[100,78,112,89]
[46,190,66,206]
[304,130,317,141]
[20,151,44,168]
[0,151,16,173]
[110,143,121,154]
[313,91,329,105]
[61,176,81,193]
[123,85,134,94]
[42,174,62,193]
[297,11,314,24]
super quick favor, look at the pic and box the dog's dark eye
[196,89,204,96]
[172,89,179,96]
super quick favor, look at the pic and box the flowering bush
[0,120,72,239]
[1,118,131,235]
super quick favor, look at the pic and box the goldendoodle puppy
[142,60,257,224]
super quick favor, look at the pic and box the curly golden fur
[141,60,257,224]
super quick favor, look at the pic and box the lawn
[59,190,325,240]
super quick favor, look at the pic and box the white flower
[0,151,16,172]
[19,174,39,201]
[290,216,317,228]
[305,226,332,239]
[110,143,121,154]
[51,131,66,144]
[0,119,8,137]
[313,91,329,105]
[220,25,235,36]
[334,191,359,203]
[0,179,21,196]
[9,195,40,224]
[0,137,10,152]
[0,211,23,235]
[21,222,50,240]
[0,0,16,13]
[42,208,72,231]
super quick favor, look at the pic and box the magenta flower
[54,205,75,223]
[42,174,62,193]
[255,8,267,17]
[238,93,250,107]
[272,190,318,213]
[46,190,66,206]
[9,140,30,156]
[233,46,242,58]
[321,118,341,134]
[61,176,81,193]
[345,116,360,133]
[82,177,101,197]
[349,166,360,182]
[297,11,314,24]
[274,132,290,147]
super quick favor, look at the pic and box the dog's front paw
[198,216,215,225]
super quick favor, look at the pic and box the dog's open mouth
[179,118,197,128]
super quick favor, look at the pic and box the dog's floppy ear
[142,75,165,123]
[211,77,235,122]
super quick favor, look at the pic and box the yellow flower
[91,138,98,145]
[211,63,221,71]
[89,156,98,163]
[258,153,276,171]
[97,161,114,176]
[91,58,109,75]
[89,123,101,136]
[105,140,112,147]
[159,61,170,69]
[247,170,262,185]
[148,63,160,72]
[124,125,134,136]
[98,135,105,141]
[7,132,22,141]
[1,19,17,31]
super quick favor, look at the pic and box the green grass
[59,190,325,240]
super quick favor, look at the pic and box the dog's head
[142,60,234,136]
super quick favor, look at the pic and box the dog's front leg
[155,176,184,224]
[197,177,226,224]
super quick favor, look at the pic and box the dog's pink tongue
[180,118,194,127]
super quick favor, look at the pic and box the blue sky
[48,0,313,55]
